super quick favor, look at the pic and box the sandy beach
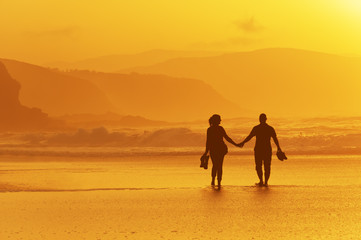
[1,185,361,240]
[1,155,361,239]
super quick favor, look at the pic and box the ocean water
[1,155,361,239]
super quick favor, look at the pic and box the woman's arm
[203,128,210,156]
[221,127,238,146]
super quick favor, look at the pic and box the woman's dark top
[206,125,228,155]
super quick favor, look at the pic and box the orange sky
[1,0,361,63]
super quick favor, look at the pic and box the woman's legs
[211,160,216,185]
[211,153,225,186]
[217,155,224,184]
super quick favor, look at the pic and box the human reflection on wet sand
[203,185,274,202]
[211,185,222,192]
[201,185,224,201]
[252,185,271,201]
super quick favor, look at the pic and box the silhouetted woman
[202,114,238,186]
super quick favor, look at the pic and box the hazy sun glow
[1,0,361,63]
[344,0,361,10]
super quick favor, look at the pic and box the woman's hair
[209,114,221,126]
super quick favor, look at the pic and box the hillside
[0,61,60,130]
[62,70,242,121]
[119,48,361,117]
[1,58,115,116]
[44,49,222,72]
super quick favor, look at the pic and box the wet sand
[1,186,361,239]
[1,155,361,239]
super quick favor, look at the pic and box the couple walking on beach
[202,113,283,187]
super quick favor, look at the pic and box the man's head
[259,113,267,124]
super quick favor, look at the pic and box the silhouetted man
[238,113,282,187]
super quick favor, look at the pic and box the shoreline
[1,149,361,159]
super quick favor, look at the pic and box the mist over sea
[1,116,361,157]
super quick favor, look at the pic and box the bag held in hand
[277,150,287,161]
[200,155,209,169]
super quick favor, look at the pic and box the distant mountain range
[0,59,178,130]
[1,58,115,116]
[3,48,360,125]
[1,57,240,122]
[118,48,361,117]
[62,70,241,121]
[44,49,223,72]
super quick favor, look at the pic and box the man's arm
[239,127,256,148]
[271,128,281,151]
